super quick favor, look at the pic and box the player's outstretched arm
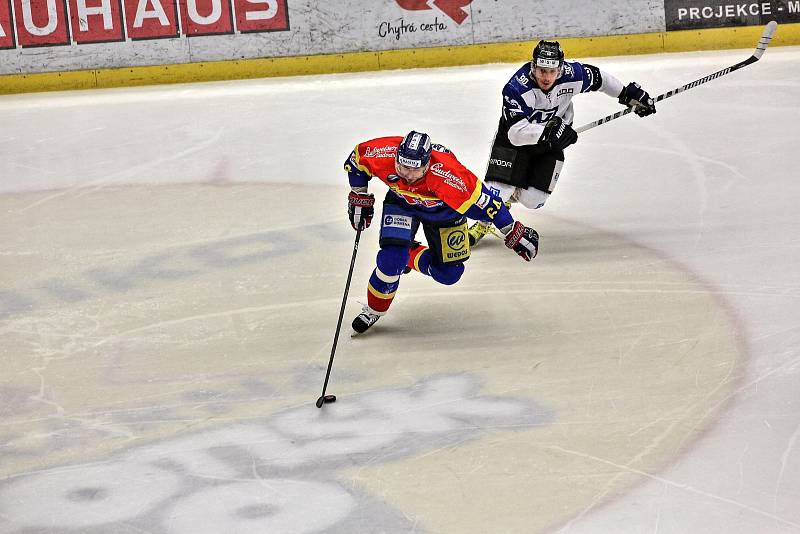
[463,186,539,262]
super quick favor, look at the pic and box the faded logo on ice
[0,375,553,533]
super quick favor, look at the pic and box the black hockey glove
[504,221,539,262]
[347,191,375,231]
[618,82,656,117]
[539,116,578,151]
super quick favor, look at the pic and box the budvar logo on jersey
[0,0,289,49]
[430,163,467,192]
[395,0,472,24]
[365,145,396,158]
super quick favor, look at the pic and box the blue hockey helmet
[531,40,564,71]
[396,131,432,168]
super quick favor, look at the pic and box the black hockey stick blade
[575,21,778,134]
[316,394,337,408]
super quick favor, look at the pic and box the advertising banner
[665,0,800,30]
[0,0,17,49]
[5,0,289,45]
[0,0,661,76]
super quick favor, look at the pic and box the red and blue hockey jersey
[345,136,514,228]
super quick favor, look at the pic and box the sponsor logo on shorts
[440,226,470,262]
[446,249,469,260]
[447,231,466,251]
[384,215,412,229]
[489,158,512,168]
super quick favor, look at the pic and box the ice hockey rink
[1,43,799,533]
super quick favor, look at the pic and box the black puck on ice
[315,394,337,408]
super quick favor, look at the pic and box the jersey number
[485,199,503,220]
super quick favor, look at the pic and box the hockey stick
[575,20,777,134]
[316,227,362,408]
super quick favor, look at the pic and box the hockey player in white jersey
[468,40,657,245]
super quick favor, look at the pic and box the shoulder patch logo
[503,95,524,117]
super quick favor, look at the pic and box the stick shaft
[575,21,777,134]
[318,229,361,401]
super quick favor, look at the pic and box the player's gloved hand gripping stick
[575,21,777,134]
[347,191,375,230]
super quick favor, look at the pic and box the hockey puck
[315,394,337,408]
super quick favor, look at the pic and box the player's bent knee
[518,189,550,210]
[430,263,464,286]
[376,245,411,276]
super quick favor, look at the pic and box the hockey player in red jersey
[345,130,539,334]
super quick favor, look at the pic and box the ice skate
[352,305,381,335]
[468,220,493,247]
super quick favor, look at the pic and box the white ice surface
[1,45,799,533]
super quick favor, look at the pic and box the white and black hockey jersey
[497,60,624,147]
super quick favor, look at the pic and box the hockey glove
[539,116,578,151]
[347,191,375,231]
[504,221,539,262]
[618,82,656,117]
